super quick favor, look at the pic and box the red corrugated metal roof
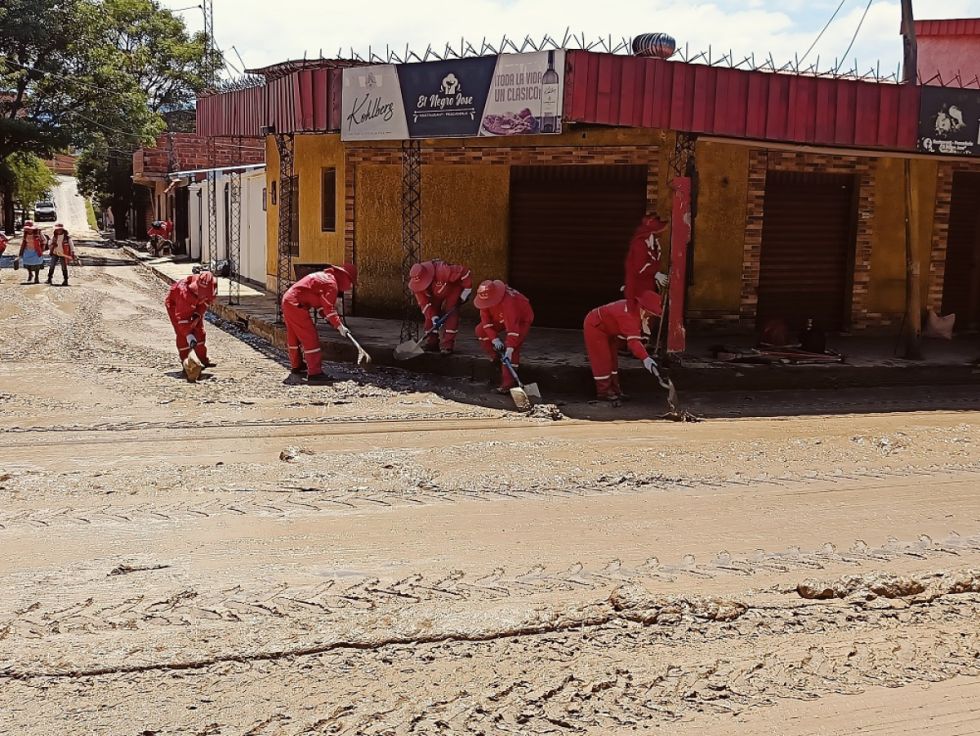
[915,18,980,37]
[563,51,919,151]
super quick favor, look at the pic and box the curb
[123,248,980,395]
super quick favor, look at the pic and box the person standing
[473,279,534,394]
[583,290,664,402]
[165,271,218,375]
[17,221,47,284]
[46,224,76,286]
[408,259,473,354]
[281,264,357,384]
[0,231,8,283]
[624,214,669,302]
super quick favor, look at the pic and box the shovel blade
[183,354,203,382]
[522,382,541,399]
[393,340,424,361]
[508,386,533,411]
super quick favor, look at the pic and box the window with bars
[321,168,337,232]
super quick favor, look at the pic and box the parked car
[34,201,57,222]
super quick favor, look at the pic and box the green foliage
[85,197,98,230]
[1,0,218,234]
[0,153,58,207]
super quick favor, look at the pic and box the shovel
[393,306,459,361]
[344,330,372,366]
[501,354,540,411]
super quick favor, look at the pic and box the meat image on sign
[340,51,565,141]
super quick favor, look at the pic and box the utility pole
[900,0,922,359]
[202,0,217,91]
[901,0,917,84]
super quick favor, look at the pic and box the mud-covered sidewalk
[125,246,980,396]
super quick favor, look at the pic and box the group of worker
[0,221,77,285]
[164,213,672,402]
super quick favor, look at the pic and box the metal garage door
[941,172,980,331]
[756,171,856,332]
[508,165,648,327]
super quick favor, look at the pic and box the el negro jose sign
[342,51,565,141]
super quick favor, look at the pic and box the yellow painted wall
[867,157,938,316]
[688,140,750,315]
[264,133,346,291]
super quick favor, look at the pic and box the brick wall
[343,144,661,266]
[739,149,876,330]
[133,133,265,177]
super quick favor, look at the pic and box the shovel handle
[501,354,524,389]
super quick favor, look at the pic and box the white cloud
[161,0,980,77]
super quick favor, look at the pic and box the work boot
[439,347,454,356]
[290,365,306,375]
[202,359,216,368]
[306,372,333,385]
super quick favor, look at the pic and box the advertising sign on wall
[342,51,564,141]
[918,86,980,157]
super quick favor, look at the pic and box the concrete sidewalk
[125,247,980,394]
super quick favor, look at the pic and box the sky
[160,0,980,79]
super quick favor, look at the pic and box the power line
[799,0,849,66]
[837,0,875,72]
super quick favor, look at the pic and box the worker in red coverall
[624,214,670,302]
[473,279,534,394]
[0,231,7,283]
[281,263,357,384]
[408,259,473,354]
[583,290,664,401]
[165,271,218,374]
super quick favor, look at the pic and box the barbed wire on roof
[918,70,980,88]
[292,29,908,85]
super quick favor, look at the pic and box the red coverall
[583,298,660,399]
[475,287,534,388]
[165,276,213,364]
[623,221,664,302]
[414,261,472,350]
[282,271,344,376]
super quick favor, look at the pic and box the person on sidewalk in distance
[583,290,664,402]
[46,224,76,286]
[281,263,357,384]
[624,214,670,302]
[17,221,47,285]
[408,259,473,355]
[0,231,8,283]
[474,279,534,394]
[165,271,218,376]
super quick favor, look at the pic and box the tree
[0,153,58,222]
[75,0,219,238]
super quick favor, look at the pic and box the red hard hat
[635,289,663,317]
[54,223,65,229]
[24,220,34,228]
[638,214,668,235]
[332,262,357,292]
[473,279,507,310]
[190,271,217,302]
[408,261,435,292]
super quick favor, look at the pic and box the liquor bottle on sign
[540,51,559,133]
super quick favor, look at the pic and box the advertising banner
[918,86,980,157]
[341,51,564,141]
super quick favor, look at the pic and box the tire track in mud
[2,532,979,644]
[2,462,980,531]
[4,573,980,735]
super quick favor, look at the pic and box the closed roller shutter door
[941,172,980,330]
[756,171,856,332]
[509,165,648,327]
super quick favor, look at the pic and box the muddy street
[2,244,980,735]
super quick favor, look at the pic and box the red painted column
[668,176,691,353]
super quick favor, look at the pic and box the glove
[491,338,505,353]
[460,288,472,303]
[655,272,669,289]
[187,334,198,349]
[642,357,657,375]
[504,347,514,362]
[338,325,351,339]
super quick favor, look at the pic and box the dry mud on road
[2,245,980,735]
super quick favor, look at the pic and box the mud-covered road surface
[2,244,980,735]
